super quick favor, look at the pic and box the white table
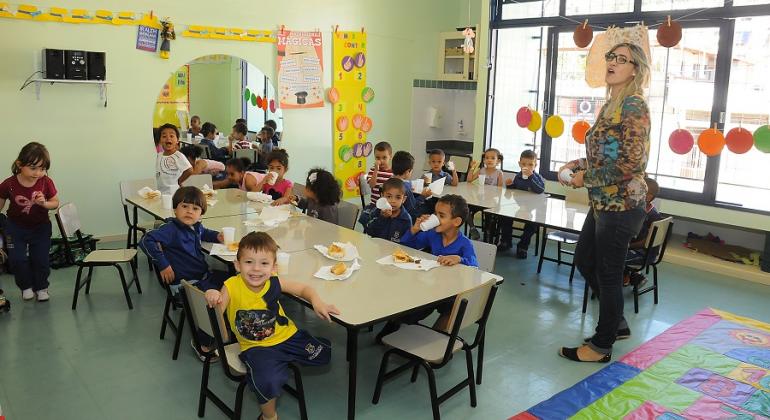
[439,183,548,209]
[126,188,261,221]
[484,197,590,234]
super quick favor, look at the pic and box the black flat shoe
[558,346,611,363]
[584,327,632,343]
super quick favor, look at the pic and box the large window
[489,0,770,212]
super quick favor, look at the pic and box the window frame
[487,0,770,213]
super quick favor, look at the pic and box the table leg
[132,205,139,248]
[762,232,770,273]
[347,327,359,420]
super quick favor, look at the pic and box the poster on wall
[276,29,324,109]
[332,30,369,199]
[136,25,159,52]
[153,65,190,129]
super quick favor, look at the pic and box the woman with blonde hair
[558,42,651,362]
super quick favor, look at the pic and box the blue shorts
[239,330,331,404]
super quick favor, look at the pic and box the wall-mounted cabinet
[437,26,478,82]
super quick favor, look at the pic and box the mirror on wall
[152,54,282,153]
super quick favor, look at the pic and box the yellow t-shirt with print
[224,275,298,352]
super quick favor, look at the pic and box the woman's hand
[571,170,585,188]
[557,162,577,186]
[437,255,461,266]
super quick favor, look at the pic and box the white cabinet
[437,26,478,81]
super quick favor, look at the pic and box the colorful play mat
[512,308,770,419]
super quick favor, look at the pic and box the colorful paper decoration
[327,87,340,104]
[336,116,349,132]
[516,107,532,128]
[697,127,725,157]
[527,111,542,133]
[754,125,770,153]
[573,20,593,48]
[352,114,364,130]
[159,19,175,59]
[725,127,754,154]
[354,52,366,68]
[462,27,475,54]
[338,144,353,162]
[361,87,375,103]
[250,92,257,106]
[276,29,324,108]
[256,96,263,108]
[361,116,373,133]
[545,115,565,138]
[668,129,694,155]
[269,99,276,113]
[243,89,251,101]
[571,120,590,144]
[657,16,682,48]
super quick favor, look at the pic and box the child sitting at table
[156,123,193,194]
[359,141,394,227]
[265,119,281,147]
[205,232,338,420]
[290,168,341,224]
[257,149,294,206]
[215,157,264,191]
[499,149,545,258]
[199,122,228,162]
[227,122,253,153]
[188,115,202,138]
[180,145,226,180]
[624,177,663,287]
[139,186,228,361]
[391,151,431,220]
[364,178,413,243]
[424,149,459,186]
[467,148,504,187]
[258,126,275,156]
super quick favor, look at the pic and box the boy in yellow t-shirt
[205,232,339,420]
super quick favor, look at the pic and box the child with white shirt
[155,123,192,194]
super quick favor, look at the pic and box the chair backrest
[448,155,472,178]
[645,216,674,249]
[193,143,211,159]
[358,173,371,209]
[234,148,257,163]
[565,188,590,205]
[56,202,82,237]
[337,201,360,230]
[119,178,157,204]
[181,280,223,339]
[470,240,497,273]
[446,281,496,331]
[182,174,213,189]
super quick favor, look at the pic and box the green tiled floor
[1,244,768,419]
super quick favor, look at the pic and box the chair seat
[547,231,579,243]
[83,249,137,263]
[512,221,526,229]
[382,324,463,363]
[225,343,247,375]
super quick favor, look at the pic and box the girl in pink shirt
[256,149,294,206]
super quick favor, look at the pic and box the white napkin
[206,199,218,207]
[201,184,217,197]
[314,259,361,281]
[314,242,360,262]
[429,177,446,197]
[376,255,441,271]
[246,191,273,203]
[252,206,291,227]
[137,186,161,199]
[210,243,237,257]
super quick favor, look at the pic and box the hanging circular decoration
[754,125,770,153]
[250,92,257,106]
[571,120,590,144]
[516,107,532,128]
[338,145,353,163]
[697,127,725,157]
[657,16,683,48]
[243,88,251,101]
[261,99,268,111]
[256,96,264,108]
[341,55,354,72]
[327,87,340,104]
[527,111,542,133]
[336,116,349,132]
[362,141,374,157]
[354,52,366,68]
[668,129,694,155]
[361,116,374,133]
[573,20,593,48]
[352,114,364,130]
[545,115,565,138]
[725,127,754,154]
[269,99,277,113]
[361,87,375,103]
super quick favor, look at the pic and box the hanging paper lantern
[261,99,268,111]
[754,125,770,153]
[336,116,349,132]
[657,16,682,48]
[327,87,340,104]
[725,127,754,154]
[243,88,251,101]
[697,127,725,157]
[668,129,694,155]
[361,87,375,103]
[573,20,593,48]
[571,120,590,144]
[361,116,374,133]
[256,96,264,108]
[545,115,565,138]
[516,107,532,128]
[527,111,542,133]
[250,93,257,106]
[269,99,276,113]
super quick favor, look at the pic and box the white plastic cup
[376,197,392,211]
[267,171,278,185]
[222,227,236,245]
[522,172,529,180]
[276,252,290,275]
[411,178,424,193]
[566,208,577,224]
[477,174,487,186]
[446,161,455,171]
[420,214,441,231]
[559,168,574,184]
[186,132,192,142]
[161,194,173,209]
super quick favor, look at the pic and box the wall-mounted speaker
[42,48,65,79]
[86,51,106,80]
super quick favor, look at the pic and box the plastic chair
[119,178,157,269]
[180,281,308,420]
[182,174,213,189]
[358,173,371,209]
[55,203,141,310]
[233,148,257,164]
[537,189,588,283]
[150,262,185,360]
[337,201,361,230]
[447,154,472,182]
[470,240,497,273]
[372,282,498,420]
[194,143,211,159]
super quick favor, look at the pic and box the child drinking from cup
[254,149,293,206]
[499,149,545,257]
[364,178,413,243]
[467,148,504,187]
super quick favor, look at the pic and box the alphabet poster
[276,29,324,109]
[332,30,370,199]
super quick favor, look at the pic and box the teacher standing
[558,42,651,363]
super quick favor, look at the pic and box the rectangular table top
[127,188,261,220]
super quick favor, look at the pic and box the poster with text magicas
[276,30,324,108]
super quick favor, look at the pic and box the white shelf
[30,78,112,106]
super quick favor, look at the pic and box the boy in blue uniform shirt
[624,177,663,286]
[391,151,431,220]
[424,149,459,186]
[500,150,546,258]
[365,178,412,243]
[140,186,229,360]
[198,122,228,162]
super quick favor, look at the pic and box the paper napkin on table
[313,242,360,262]
[246,191,273,203]
[376,255,440,271]
[137,186,161,199]
[210,243,237,257]
[314,259,361,280]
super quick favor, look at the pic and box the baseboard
[664,235,770,286]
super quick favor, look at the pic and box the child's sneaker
[22,288,34,301]
[191,339,219,363]
[36,289,50,302]
[0,289,10,313]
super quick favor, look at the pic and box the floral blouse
[570,94,650,212]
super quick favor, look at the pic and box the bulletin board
[153,64,190,129]
[332,30,370,199]
[276,29,324,109]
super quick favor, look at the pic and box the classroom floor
[1,242,768,420]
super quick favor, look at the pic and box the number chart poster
[153,65,190,128]
[332,30,372,199]
[276,29,324,109]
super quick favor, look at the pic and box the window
[566,0,633,15]
[642,0,723,11]
[243,62,283,133]
[501,0,559,19]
